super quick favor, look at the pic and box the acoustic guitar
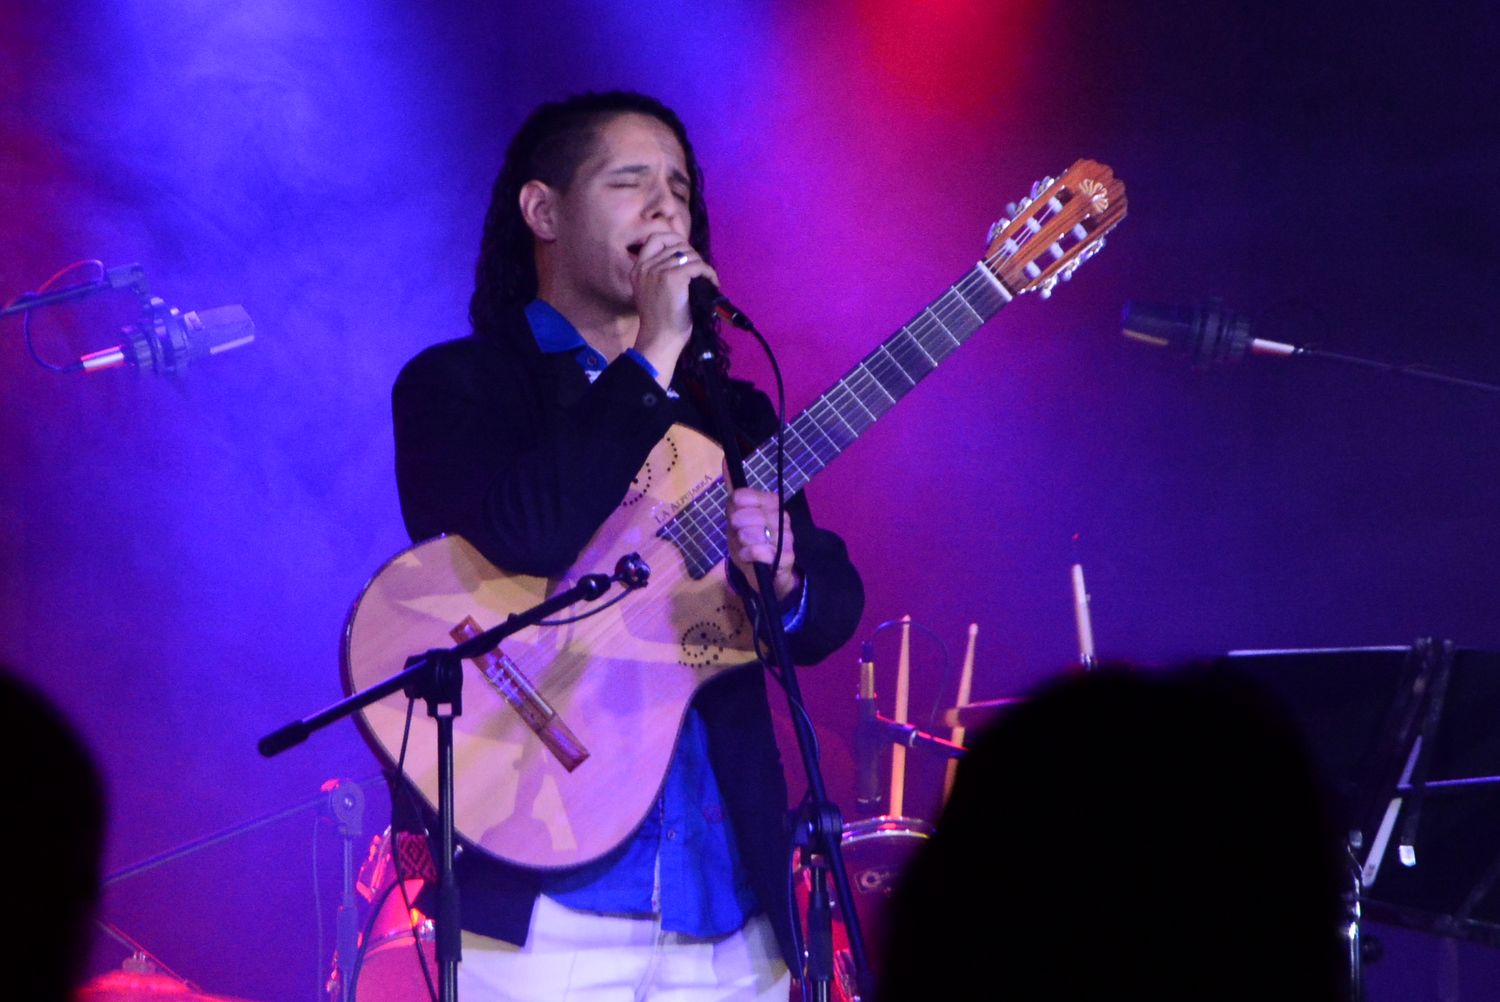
[342,160,1127,869]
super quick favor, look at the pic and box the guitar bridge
[450,617,589,772]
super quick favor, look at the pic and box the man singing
[392,91,863,1000]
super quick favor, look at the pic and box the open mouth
[626,241,644,257]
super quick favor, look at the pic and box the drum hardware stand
[105,773,385,887]
[864,714,967,763]
[697,343,874,1002]
[323,779,366,1002]
[856,638,967,817]
[1342,841,1366,1002]
[101,771,389,998]
[260,555,650,1002]
[791,802,846,997]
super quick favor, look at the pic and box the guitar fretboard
[658,262,1014,578]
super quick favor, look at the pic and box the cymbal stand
[325,780,365,1002]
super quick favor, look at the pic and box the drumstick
[943,623,979,803]
[1071,562,1097,670]
[889,614,912,819]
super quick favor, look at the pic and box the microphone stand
[1286,345,1500,395]
[259,556,649,1002]
[694,347,874,1002]
[0,262,147,317]
[865,713,967,762]
[1123,300,1500,394]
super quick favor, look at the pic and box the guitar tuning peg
[987,218,1011,243]
[1004,201,1018,217]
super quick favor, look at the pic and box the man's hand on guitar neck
[725,483,801,603]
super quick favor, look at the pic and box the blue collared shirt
[525,300,804,937]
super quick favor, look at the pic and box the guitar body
[342,423,756,869]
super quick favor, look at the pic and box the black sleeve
[393,340,862,663]
[392,340,676,576]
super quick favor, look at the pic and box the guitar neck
[662,263,1013,578]
[744,262,1013,496]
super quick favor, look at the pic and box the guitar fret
[954,289,986,326]
[834,379,880,427]
[777,431,817,486]
[744,453,770,494]
[781,426,821,481]
[817,396,861,444]
[870,344,919,392]
[966,264,1013,312]
[853,364,897,407]
[672,518,714,576]
[796,411,842,462]
[905,325,939,367]
[754,452,788,497]
[923,306,960,346]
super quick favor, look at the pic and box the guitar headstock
[985,159,1127,299]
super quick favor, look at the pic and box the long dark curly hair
[469,91,728,380]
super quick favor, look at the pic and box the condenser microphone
[689,277,754,331]
[1121,300,1297,366]
[77,302,255,375]
[855,640,884,813]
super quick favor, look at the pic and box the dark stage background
[3,1,1500,998]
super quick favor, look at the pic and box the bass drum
[350,827,438,1002]
[794,815,934,1001]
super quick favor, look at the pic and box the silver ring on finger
[673,250,690,266]
[763,527,774,542]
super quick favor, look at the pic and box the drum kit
[339,827,438,1002]
[791,613,1030,1002]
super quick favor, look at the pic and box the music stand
[1222,641,1500,950]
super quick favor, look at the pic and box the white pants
[456,895,792,1002]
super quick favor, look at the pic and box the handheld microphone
[1121,300,1297,366]
[855,641,884,813]
[77,302,255,375]
[689,277,754,331]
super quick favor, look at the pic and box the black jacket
[391,307,863,966]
